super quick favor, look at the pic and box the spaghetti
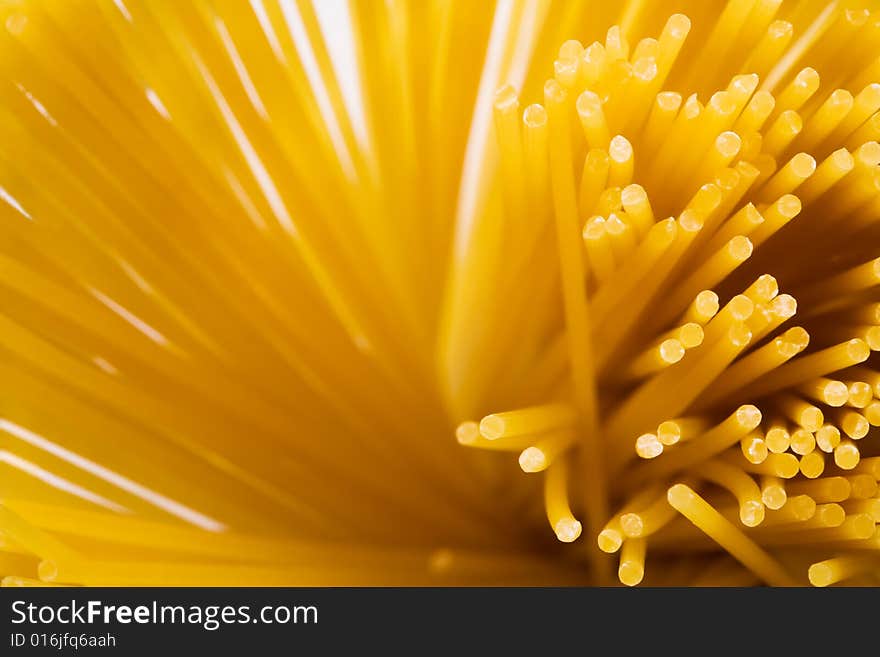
[0,0,878,587]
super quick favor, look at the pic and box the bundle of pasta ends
[0,1,878,587]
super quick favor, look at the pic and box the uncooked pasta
[0,0,879,587]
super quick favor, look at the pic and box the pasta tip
[554,518,582,543]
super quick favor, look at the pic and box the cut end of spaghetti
[519,447,548,473]
[553,518,582,543]
[635,433,663,459]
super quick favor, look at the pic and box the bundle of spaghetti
[0,0,878,587]
[457,2,880,586]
